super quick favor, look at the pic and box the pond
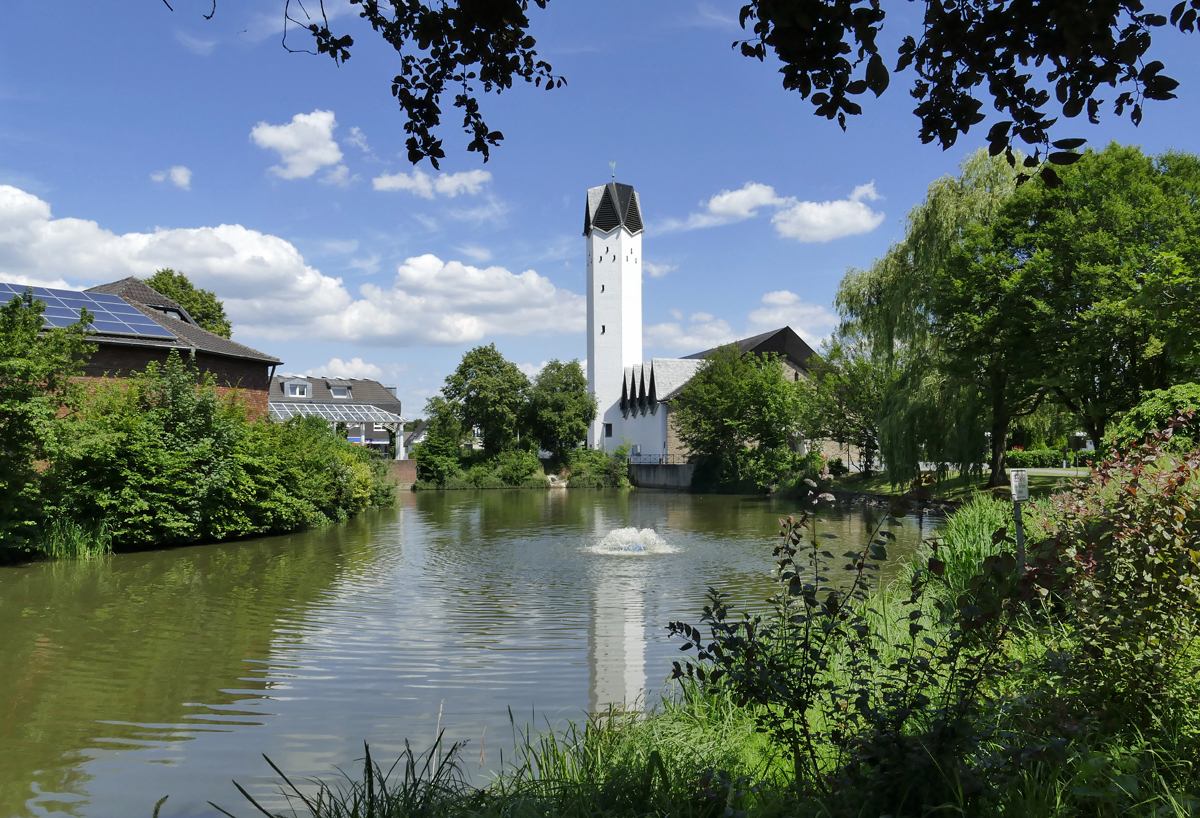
[0,490,939,818]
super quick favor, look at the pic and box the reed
[29,518,112,559]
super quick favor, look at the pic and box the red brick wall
[75,345,272,420]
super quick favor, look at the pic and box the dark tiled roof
[683,326,816,369]
[583,182,644,235]
[86,277,187,313]
[269,376,402,415]
[84,276,281,364]
[132,303,281,363]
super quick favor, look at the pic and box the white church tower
[585,181,644,449]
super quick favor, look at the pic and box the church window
[601,284,605,292]
[601,325,606,334]
[604,423,613,438]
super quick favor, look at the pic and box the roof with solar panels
[0,276,280,364]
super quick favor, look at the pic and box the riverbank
[222,442,1200,818]
[825,467,1081,502]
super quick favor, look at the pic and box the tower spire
[610,161,616,181]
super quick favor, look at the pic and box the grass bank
[213,442,1200,818]
[826,468,1079,502]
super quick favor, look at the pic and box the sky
[3,2,1199,416]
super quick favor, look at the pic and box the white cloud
[305,357,384,380]
[348,254,381,274]
[151,166,193,190]
[517,360,549,378]
[644,261,677,278]
[747,290,838,347]
[645,314,736,352]
[345,126,374,158]
[320,164,356,187]
[175,31,216,55]
[657,181,885,243]
[646,291,838,353]
[690,2,739,28]
[457,244,493,263]
[770,182,885,242]
[372,169,491,199]
[251,110,345,180]
[0,184,584,348]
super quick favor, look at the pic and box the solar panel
[0,282,177,339]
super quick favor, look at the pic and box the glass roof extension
[269,402,405,426]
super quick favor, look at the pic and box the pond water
[0,490,938,818]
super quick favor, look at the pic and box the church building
[584,180,816,458]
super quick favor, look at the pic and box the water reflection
[0,491,938,818]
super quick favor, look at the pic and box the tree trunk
[986,370,1010,488]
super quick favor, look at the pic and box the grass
[826,468,1078,501]
[27,518,112,559]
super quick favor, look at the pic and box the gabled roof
[584,182,644,236]
[269,375,402,414]
[683,326,816,370]
[87,277,190,316]
[649,358,706,402]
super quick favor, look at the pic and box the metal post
[1010,468,1029,575]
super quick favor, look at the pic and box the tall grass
[29,518,112,559]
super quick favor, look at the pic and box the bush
[39,352,394,551]
[1005,446,1064,468]
[826,456,849,476]
[1109,383,1200,450]
[565,445,630,488]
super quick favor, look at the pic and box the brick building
[1,277,281,417]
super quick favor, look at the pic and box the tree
[525,359,596,465]
[145,269,233,339]
[412,395,469,484]
[799,337,887,474]
[174,1,1198,168]
[440,343,530,457]
[961,144,1200,451]
[672,345,805,488]
[837,149,1019,484]
[0,291,94,553]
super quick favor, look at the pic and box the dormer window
[287,382,310,398]
[330,386,351,399]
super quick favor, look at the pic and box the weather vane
[609,161,616,181]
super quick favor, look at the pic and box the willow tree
[836,150,1020,485]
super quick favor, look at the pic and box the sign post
[1010,468,1029,575]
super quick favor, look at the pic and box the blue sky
[3,2,1199,415]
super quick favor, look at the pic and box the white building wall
[586,223,642,449]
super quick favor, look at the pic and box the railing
[627,454,692,465]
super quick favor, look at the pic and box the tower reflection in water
[588,527,669,714]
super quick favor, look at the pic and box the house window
[604,423,613,438]
[287,383,309,398]
[330,387,351,398]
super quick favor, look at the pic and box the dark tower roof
[583,182,644,236]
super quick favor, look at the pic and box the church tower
[584,181,644,449]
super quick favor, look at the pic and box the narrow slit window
[601,284,605,292]
[601,325,606,334]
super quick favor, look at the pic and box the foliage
[668,507,1016,811]
[39,351,394,551]
[1033,419,1200,732]
[799,337,887,474]
[144,268,233,338]
[565,444,630,489]
[0,290,94,556]
[441,343,530,457]
[673,345,805,491]
[962,144,1200,452]
[412,396,471,484]
[838,149,1018,485]
[1110,382,1200,449]
[1005,447,1068,468]
[525,359,596,465]
[199,0,1200,169]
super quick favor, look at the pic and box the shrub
[40,352,394,551]
[493,449,543,485]
[565,445,630,488]
[1109,383,1200,450]
[826,456,849,476]
[1005,447,1064,468]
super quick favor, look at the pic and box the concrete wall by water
[628,463,694,490]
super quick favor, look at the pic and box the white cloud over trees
[0,184,583,348]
